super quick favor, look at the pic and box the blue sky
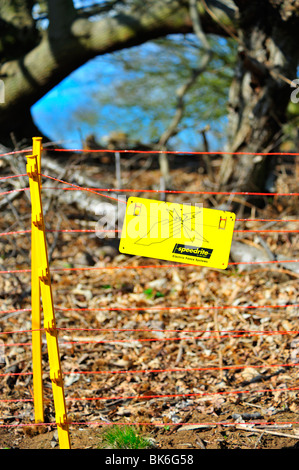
[31,31,231,151]
[31,61,103,148]
[31,58,156,149]
[31,56,228,151]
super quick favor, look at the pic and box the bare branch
[158,0,212,149]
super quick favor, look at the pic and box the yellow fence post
[30,137,44,423]
[26,139,71,449]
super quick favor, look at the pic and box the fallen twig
[235,424,299,440]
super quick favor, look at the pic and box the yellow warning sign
[119,197,235,269]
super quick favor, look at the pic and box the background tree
[0,0,298,191]
[71,35,236,147]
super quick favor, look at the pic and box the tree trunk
[220,0,299,192]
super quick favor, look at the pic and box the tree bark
[0,0,39,63]
[220,0,299,191]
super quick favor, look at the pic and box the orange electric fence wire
[0,150,31,158]
[1,419,299,430]
[0,229,120,237]
[40,174,126,203]
[55,302,299,312]
[42,184,299,197]
[1,418,299,429]
[1,323,299,334]
[46,259,299,268]
[0,174,27,181]
[6,180,299,200]
[2,226,299,237]
[1,147,299,157]
[0,304,297,316]
[1,168,299,235]
[0,261,299,275]
[49,148,299,156]
[1,257,299,276]
[234,230,299,233]
[1,302,298,318]
[236,218,299,222]
[1,148,299,436]
[2,328,299,349]
[1,329,299,347]
[57,385,299,403]
[1,361,299,380]
[56,419,299,428]
[1,365,299,387]
[0,308,31,316]
[1,386,299,409]
[0,188,29,197]
[63,387,299,404]
[41,173,299,196]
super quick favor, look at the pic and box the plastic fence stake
[27,139,44,424]
[26,140,71,449]
[32,137,42,187]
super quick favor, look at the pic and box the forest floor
[0,150,299,450]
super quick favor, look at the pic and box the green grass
[100,425,154,449]
[144,288,165,299]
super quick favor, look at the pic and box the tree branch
[0,0,237,135]
[47,0,77,39]
[0,0,39,62]
[157,0,213,186]
[158,0,212,148]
